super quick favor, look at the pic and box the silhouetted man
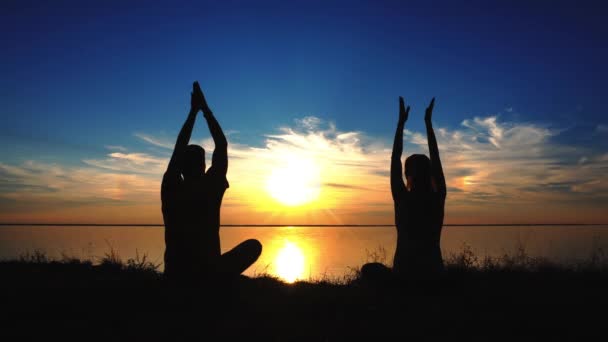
[362,97,446,280]
[162,81,261,281]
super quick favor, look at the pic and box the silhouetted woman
[362,97,446,280]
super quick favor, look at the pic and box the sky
[1,0,607,224]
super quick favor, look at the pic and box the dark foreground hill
[1,250,607,340]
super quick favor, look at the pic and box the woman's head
[404,154,432,192]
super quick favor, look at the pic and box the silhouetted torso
[161,168,229,278]
[393,191,445,275]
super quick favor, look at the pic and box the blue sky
[1,0,607,223]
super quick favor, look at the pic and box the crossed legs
[218,239,262,277]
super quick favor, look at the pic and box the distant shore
[1,223,607,227]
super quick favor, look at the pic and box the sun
[275,240,306,283]
[266,155,321,206]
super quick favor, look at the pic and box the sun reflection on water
[274,240,306,283]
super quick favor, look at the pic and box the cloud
[105,145,127,152]
[109,152,164,164]
[223,115,607,222]
[323,183,371,191]
[459,116,551,149]
[404,116,608,210]
[295,116,322,130]
[596,124,608,134]
[134,133,173,149]
[219,117,391,224]
[83,152,166,175]
[0,160,159,217]
[1,115,607,224]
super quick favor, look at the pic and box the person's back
[393,180,445,275]
[390,97,446,278]
[162,154,228,277]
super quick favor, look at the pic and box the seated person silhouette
[162,81,262,281]
[362,97,446,281]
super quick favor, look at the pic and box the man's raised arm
[200,90,228,176]
[165,82,203,176]
[424,98,446,197]
[391,97,409,200]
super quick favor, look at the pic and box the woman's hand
[424,97,435,125]
[399,96,410,124]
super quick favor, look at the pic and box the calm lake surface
[1,225,606,282]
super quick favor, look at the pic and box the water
[0,225,606,282]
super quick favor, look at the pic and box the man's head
[182,144,205,179]
[404,154,432,192]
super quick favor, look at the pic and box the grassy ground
[1,246,607,340]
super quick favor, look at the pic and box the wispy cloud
[404,116,608,222]
[596,124,608,134]
[1,115,607,224]
[83,152,166,175]
[105,145,127,152]
[219,117,390,224]
[0,159,160,223]
[134,133,173,149]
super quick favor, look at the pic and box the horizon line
[0,223,606,227]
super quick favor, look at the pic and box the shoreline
[1,223,607,227]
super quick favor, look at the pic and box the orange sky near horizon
[1,116,607,225]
